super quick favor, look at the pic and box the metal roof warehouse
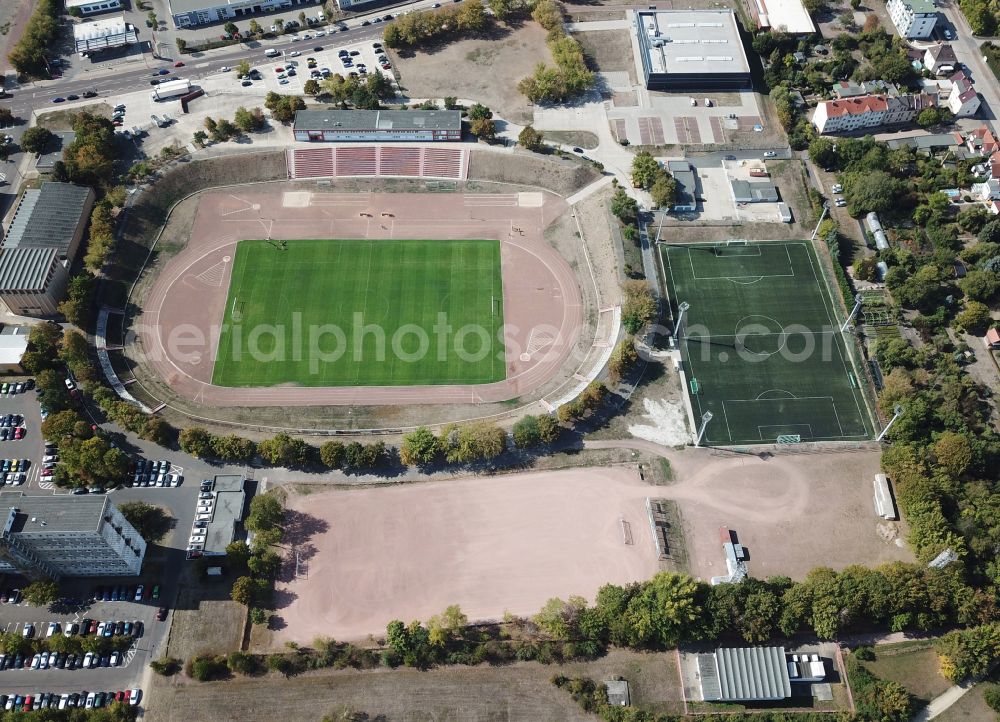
[293,109,462,142]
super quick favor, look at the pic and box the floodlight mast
[876,405,905,442]
[674,301,690,343]
[841,293,864,333]
[695,411,713,447]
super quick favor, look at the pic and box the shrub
[188,653,230,681]
[150,657,182,676]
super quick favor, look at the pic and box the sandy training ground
[273,468,659,644]
[134,188,582,407]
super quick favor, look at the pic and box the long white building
[811,92,936,134]
[168,0,322,28]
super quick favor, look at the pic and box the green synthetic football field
[660,241,874,446]
[212,239,506,387]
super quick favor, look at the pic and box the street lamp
[695,411,713,447]
[876,405,905,442]
[841,293,864,333]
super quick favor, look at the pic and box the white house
[923,44,957,75]
[887,0,938,38]
[947,71,981,118]
[972,178,1000,200]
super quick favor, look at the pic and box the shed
[873,473,898,520]
[985,327,1000,349]
[731,179,779,203]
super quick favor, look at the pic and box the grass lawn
[661,241,873,445]
[213,239,506,387]
[861,642,952,704]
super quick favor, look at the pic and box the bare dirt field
[272,468,660,645]
[391,23,551,124]
[146,648,682,722]
[132,187,583,408]
[0,0,31,77]
[575,29,637,85]
[595,443,915,581]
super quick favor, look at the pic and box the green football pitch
[661,241,874,446]
[212,239,506,387]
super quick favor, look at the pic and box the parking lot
[0,578,166,699]
[0,378,46,491]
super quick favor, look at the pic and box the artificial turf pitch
[661,241,874,446]
[212,239,506,387]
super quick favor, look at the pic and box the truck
[150,78,191,101]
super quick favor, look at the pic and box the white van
[264,48,280,58]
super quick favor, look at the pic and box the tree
[22,579,59,607]
[234,106,265,133]
[236,60,251,78]
[470,117,495,140]
[917,106,942,128]
[441,421,507,463]
[248,19,262,37]
[319,440,346,468]
[427,605,468,646]
[400,427,440,466]
[649,171,677,209]
[304,79,321,96]
[246,494,284,534]
[959,269,1000,303]
[224,21,239,37]
[622,572,704,647]
[264,92,306,123]
[468,103,492,121]
[518,125,544,151]
[20,126,53,154]
[225,540,251,572]
[622,279,657,334]
[631,151,660,189]
[231,575,264,606]
[179,427,214,457]
[954,300,991,334]
[808,136,837,169]
[607,338,638,383]
[176,37,187,53]
[211,434,256,461]
[257,432,310,467]
[512,415,541,448]
[843,170,906,215]
[248,550,283,578]
[536,414,561,444]
[610,188,638,224]
[932,431,974,477]
[118,501,172,543]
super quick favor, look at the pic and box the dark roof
[6,495,109,535]
[0,246,58,292]
[34,131,74,171]
[293,109,462,132]
[700,647,791,702]
[4,182,92,257]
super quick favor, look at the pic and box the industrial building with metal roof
[697,647,792,702]
[73,14,138,54]
[632,10,752,91]
[293,109,463,142]
[4,182,95,260]
[0,247,69,317]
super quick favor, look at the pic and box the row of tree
[6,0,60,76]
[517,1,594,103]
[229,494,285,624]
[631,152,677,209]
[194,107,267,146]
[382,1,491,49]
[307,72,395,110]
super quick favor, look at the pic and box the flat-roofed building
[168,0,321,28]
[73,14,138,54]
[887,0,938,39]
[201,475,247,556]
[66,0,123,16]
[0,496,146,579]
[293,109,462,142]
[667,160,698,212]
[0,328,28,374]
[743,0,816,34]
[633,10,751,91]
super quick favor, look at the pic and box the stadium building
[632,10,752,91]
[292,109,463,142]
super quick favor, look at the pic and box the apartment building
[0,496,146,579]
[887,0,938,39]
[812,92,936,134]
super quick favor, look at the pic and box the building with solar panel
[0,182,95,316]
[632,10,752,91]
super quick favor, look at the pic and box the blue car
[158,68,169,75]
[51,97,65,103]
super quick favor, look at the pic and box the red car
[173,61,185,67]
[115,691,126,703]
[156,607,168,621]
[14,427,24,439]
[88,619,99,634]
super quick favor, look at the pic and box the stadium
[121,148,602,419]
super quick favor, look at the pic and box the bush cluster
[517,1,594,103]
